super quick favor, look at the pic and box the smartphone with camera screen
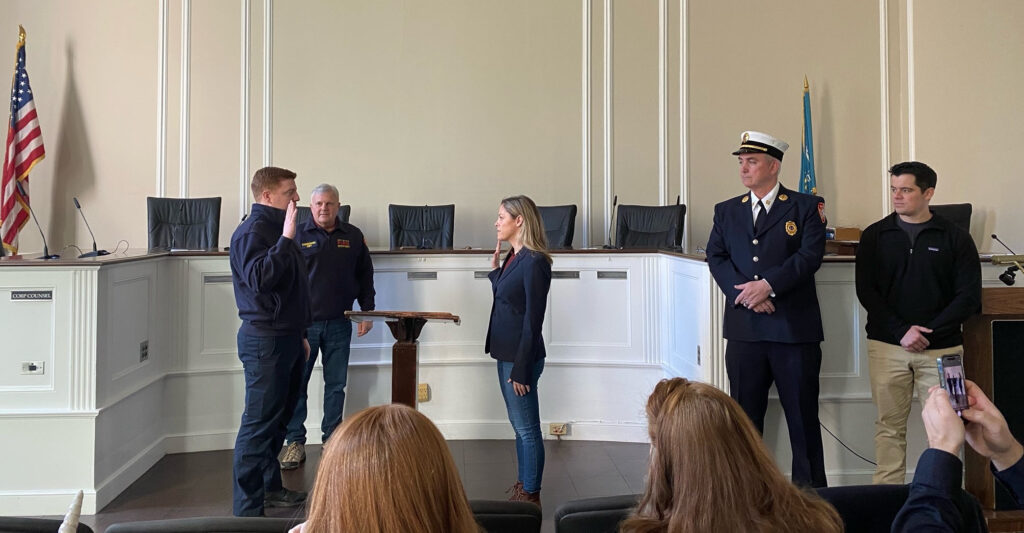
[937,354,970,413]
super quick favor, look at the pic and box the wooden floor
[66,439,650,533]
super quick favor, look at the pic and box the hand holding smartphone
[937,354,970,414]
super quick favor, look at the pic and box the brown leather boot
[508,482,541,508]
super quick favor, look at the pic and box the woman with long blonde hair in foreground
[293,404,479,533]
[621,378,843,533]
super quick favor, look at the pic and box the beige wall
[1,0,1021,253]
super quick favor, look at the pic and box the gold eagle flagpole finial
[803,75,809,92]
[18,25,26,45]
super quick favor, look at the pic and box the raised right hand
[491,240,501,269]
[283,200,298,240]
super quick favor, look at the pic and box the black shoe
[264,488,307,508]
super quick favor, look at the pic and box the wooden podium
[963,286,1024,530]
[344,310,460,408]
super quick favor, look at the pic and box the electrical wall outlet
[417,383,430,403]
[139,340,149,362]
[549,422,568,436]
[21,361,45,375]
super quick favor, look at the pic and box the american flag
[1,25,45,255]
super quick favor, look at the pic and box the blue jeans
[497,359,545,493]
[233,332,304,516]
[285,318,353,444]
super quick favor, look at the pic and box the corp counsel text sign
[11,290,52,300]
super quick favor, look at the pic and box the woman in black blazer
[484,195,552,507]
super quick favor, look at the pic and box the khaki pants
[868,339,962,484]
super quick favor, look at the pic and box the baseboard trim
[0,488,98,516]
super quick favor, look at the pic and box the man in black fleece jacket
[855,161,981,484]
[229,166,312,516]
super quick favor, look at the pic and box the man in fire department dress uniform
[706,131,828,487]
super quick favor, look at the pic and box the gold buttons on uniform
[753,256,759,262]
[752,239,759,245]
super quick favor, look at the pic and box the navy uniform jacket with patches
[484,249,552,385]
[230,203,312,337]
[295,216,376,321]
[706,185,826,343]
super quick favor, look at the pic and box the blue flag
[800,76,817,196]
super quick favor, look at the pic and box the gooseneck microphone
[13,181,60,259]
[992,233,1017,254]
[73,197,110,258]
[603,195,618,249]
[992,234,1021,286]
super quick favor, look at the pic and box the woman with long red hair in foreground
[292,404,479,533]
[621,378,843,533]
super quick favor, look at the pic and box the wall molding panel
[155,0,168,198]
[602,0,613,245]
[178,0,192,199]
[240,0,251,219]
[581,0,592,246]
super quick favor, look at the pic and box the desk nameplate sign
[11,290,53,301]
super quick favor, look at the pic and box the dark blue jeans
[232,331,304,516]
[497,359,545,493]
[285,318,353,445]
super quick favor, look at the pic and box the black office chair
[388,204,454,249]
[147,197,221,250]
[931,203,972,232]
[470,499,542,533]
[614,204,686,249]
[538,204,577,249]
[105,517,300,533]
[554,494,639,533]
[0,516,94,532]
[296,204,351,226]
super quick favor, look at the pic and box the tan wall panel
[612,0,660,207]
[273,0,583,249]
[189,1,242,247]
[912,0,1024,251]
[687,0,882,248]
[0,0,158,254]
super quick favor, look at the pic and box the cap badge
[785,221,797,236]
[778,194,788,201]
[742,132,750,142]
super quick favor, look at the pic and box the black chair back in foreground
[104,516,301,533]
[0,516,94,532]
[388,204,455,249]
[470,499,542,533]
[295,204,351,226]
[554,494,640,533]
[930,203,972,233]
[614,204,686,249]
[147,196,221,250]
[538,204,577,249]
[816,484,910,533]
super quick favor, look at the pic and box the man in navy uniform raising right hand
[706,131,828,487]
[229,166,312,516]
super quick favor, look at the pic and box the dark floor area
[68,439,650,533]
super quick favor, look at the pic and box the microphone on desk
[13,181,60,259]
[72,197,110,258]
[992,233,1017,255]
[603,195,618,249]
[992,234,1020,286]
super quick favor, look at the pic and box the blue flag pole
[800,76,817,196]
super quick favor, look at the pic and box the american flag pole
[1,25,46,256]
